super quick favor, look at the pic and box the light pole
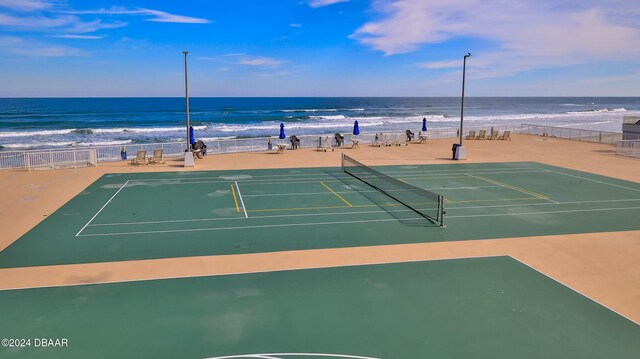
[459,52,471,146]
[183,51,195,167]
[183,51,191,151]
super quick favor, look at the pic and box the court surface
[1,161,639,268]
[1,256,639,358]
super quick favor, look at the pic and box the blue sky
[0,0,639,97]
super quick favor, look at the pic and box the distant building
[622,116,640,140]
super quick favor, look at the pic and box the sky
[0,0,639,97]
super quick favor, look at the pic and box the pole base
[454,144,467,160]
[184,151,195,167]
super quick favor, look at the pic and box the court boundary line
[75,180,130,237]
[2,254,637,328]
[126,166,546,183]
[230,183,241,213]
[235,181,248,218]
[85,198,640,228]
[541,168,640,193]
[510,256,639,326]
[466,173,558,204]
[77,205,640,237]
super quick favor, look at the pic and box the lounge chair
[475,130,486,140]
[149,149,165,164]
[130,150,148,166]
[383,134,395,147]
[334,133,344,147]
[465,130,476,140]
[489,130,499,140]
[317,136,334,152]
[499,130,511,140]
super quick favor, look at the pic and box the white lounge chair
[149,149,165,164]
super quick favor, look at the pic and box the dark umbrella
[189,126,196,145]
[279,123,286,140]
[353,120,360,135]
[422,118,428,132]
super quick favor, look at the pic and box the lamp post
[459,52,471,146]
[183,51,191,151]
[183,51,195,167]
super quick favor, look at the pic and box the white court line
[242,185,503,198]
[127,167,544,182]
[77,205,640,237]
[465,173,560,204]
[542,168,640,193]
[86,198,640,228]
[75,180,130,237]
[510,256,639,326]
[235,181,248,218]
[204,353,383,359]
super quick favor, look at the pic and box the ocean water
[1,97,639,150]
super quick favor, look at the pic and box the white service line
[542,169,640,193]
[77,205,640,237]
[235,181,248,218]
[75,180,130,236]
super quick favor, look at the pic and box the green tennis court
[1,161,639,268]
[1,256,638,358]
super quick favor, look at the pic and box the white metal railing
[616,140,640,158]
[21,148,97,171]
[96,142,186,162]
[521,124,640,144]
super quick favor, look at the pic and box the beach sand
[1,134,639,322]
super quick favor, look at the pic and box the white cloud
[309,0,349,8]
[238,56,285,67]
[64,7,211,24]
[0,12,126,33]
[0,0,54,12]
[290,23,302,28]
[0,35,85,57]
[351,0,640,78]
[223,53,286,67]
[50,34,104,39]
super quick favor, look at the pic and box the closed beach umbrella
[353,120,360,135]
[189,126,196,145]
[279,123,286,139]
[422,118,428,132]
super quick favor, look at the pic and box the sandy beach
[1,134,639,323]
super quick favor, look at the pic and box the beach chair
[475,130,486,140]
[130,150,148,166]
[465,130,476,140]
[499,130,511,140]
[383,134,395,147]
[489,130,499,140]
[317,136,334,152]
[334,133,344,147]
[405,130,415,142]
[149,149,165,164]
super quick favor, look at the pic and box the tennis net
[341,154,445,226]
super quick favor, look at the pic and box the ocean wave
[566,108,626,114]
[76,140,133,147]
[308,115,347,120]
[281,108,338,112]
[1,141,76,149]
[0,129,76,138]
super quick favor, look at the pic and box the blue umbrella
[422,118,428,132]
[189,126,196,145]
[353,120,360,135]
[279,123,286,139]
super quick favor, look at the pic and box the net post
[439,196,445,227]
[341,153,345,172]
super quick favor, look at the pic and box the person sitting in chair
[193,140,207,156]
[290,135,301,149]
[334,133,344,146]
[406,130,415,142]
